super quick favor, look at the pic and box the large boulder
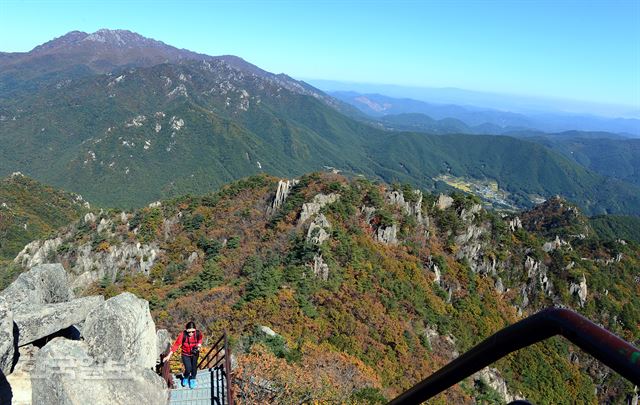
[156,329,172,359]
[0,299,15,375]
[31,337,168,405]
[83,293,157,369]
[5,344,39,405]
[13,296,104,346]
[0,264,73,307]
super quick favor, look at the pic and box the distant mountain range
[1,29,639,215]
[329,91,640,136]
[341,109,640,188]
[309,79,640,119]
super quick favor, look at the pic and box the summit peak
[82,29,158,47]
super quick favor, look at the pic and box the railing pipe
[224,331,234,405]
[389,308,640,405]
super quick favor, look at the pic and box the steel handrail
[198,333,226,369]
[158,330,234,404]
[389,307,640,404]
[195,330,234,405]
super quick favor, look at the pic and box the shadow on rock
[0,368,12,404]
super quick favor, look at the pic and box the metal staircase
[160,331,234,405]
[168,366,229,405]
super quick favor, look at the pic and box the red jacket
[170,330,203,356]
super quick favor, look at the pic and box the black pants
[182,354,198,380]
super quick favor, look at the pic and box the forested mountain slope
[6,173,638,403]
[1,30,638,215]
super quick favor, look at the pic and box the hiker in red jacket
[163,321,204,389]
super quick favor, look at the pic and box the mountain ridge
[331,90,640,136]
[1,30,638,216]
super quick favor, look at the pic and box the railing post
[224,330,234,405]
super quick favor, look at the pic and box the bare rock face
[360,205,376,224]
[156,329,172,359]
[269,179,299,213]
[5,344,39,404]
[375,224,398,245]
[454,223,495,274]
[524,256,539,278]
[386,189,424,223]
[69,241,160,291]
[312,254,329,281]
[14,233,161,293]
[84,212,97,224]
[523,256,553,298]
[83,292,157,370]
[299,193,340,224]
[543,235,570,252]
[31,337,168,405]
[306,214,331,246]
[13,238,64,269]
[474,367,521,403]
[259,325,277,337]
[432,264,441,285]
[0,263,73,306]
[12,296,104,346]
[569,275,588,308]
[460,204,481,222]
[436,194,454,210]
[508,216,522,232]
[0,299,15,375]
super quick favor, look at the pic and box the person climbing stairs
[159,331,234,405]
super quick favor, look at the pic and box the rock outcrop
[473,367,521,403]
[0,299,14,375]
[269,179,299,213]
[0,265,169,404]
[312,254,329,281]
[14,237,162,292]
[299,193,340,224]
[70,241,160,290]
[542,235,570,252]
[460,204,481,222]
[0,263,73,306]
[12,296,103,346]
[360,206,376,224]
[375,224,398,245]
[508,216,522,232]
[454,222,497,274]
[306,214,331,246]
[83,292,157,369]
[0,264,104,346]
[13,239,64,269]
[569,275,588,308]
[386,189,425,223]
[519,256,553,309]
[436,194,453,210]
[31,337,168,405]
[156,329,172,359]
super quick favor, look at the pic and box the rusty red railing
[389,307,640,404]
[158,330,234,405]
[197,330,234,405]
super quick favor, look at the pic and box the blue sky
[1,0,639,109]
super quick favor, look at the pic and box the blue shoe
[189,379,197,389]
[181,377,187,387]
